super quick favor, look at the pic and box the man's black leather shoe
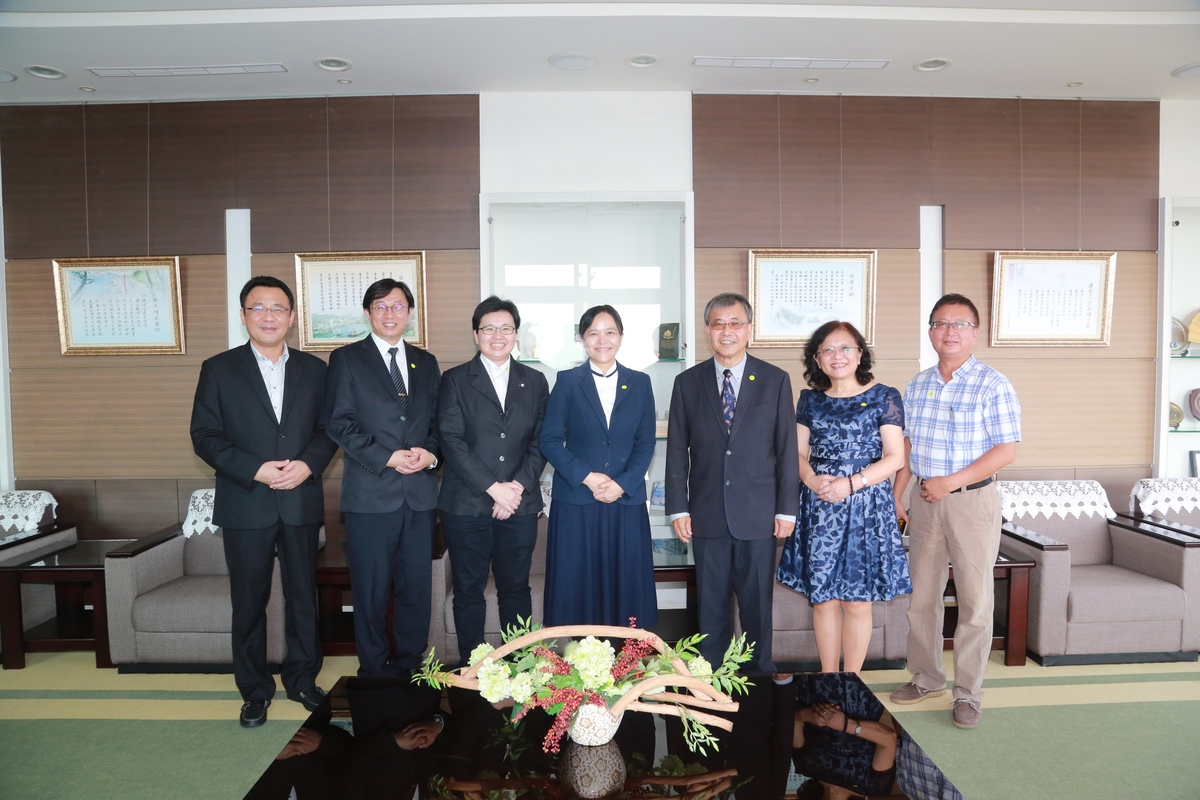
[239,699,270,728]
[287,686,328,713]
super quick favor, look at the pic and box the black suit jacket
[665,355,799,539]
[437,355,549,517]
[323,336,441,514]
[190,342,338,530]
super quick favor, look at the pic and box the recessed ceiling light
[626,54,659,68]
[804,77,819,84]
[79,86,96,92]
[1067,81,1083,88]
[337,79,352,85]
[0,69,15,83]
[25,65,66,80]
[914,58,951,72]
[315,57,352,72]
[1172,62,1200,79]
[548,52,596,71]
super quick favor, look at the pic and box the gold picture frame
[990,250,1117,346]
[748,249,877,347]
[52,256,185,356]
[295,251,427,351]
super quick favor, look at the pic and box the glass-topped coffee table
[246,670,959,799]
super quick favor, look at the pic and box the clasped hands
[386,446,436,475]
[254,459,313,491]
[807,473,852,504]
[583,472,625,504]
[487,480,526,520]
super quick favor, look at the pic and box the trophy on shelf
[657,323,680,360]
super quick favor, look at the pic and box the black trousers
[344,505,434,676]
[223,521,323,702]
[692,531,777,674]
[441,511,538,662]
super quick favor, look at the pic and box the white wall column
[225,209,252,349]
[918,205,945,370]
[0,154,14,490]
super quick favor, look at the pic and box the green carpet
[894,701,1200,800]
[0,720,295,799]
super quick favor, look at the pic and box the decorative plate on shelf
[1190,389,1200,422]
[1171,318,1190,356]
[1170,402,1185,429]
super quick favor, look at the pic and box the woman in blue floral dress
[777,320,911,673]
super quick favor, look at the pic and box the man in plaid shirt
[889,293,1021,730]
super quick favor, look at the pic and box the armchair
[998,480,1200,666]
[1128,478,1200,531]
[104,490,286,670]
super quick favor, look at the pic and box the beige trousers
[904,482,1001,702]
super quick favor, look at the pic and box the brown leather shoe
[889,681,946,705]
[952,698,982,729]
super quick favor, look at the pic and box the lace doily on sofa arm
[0,490,58,532]
[1129,478,1200,516]
[183,489,219,537]
[996,480,1115,522]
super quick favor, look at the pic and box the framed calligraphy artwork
[747,249,877,347]
[990,251,1116,346]
[295,251,427,351]
[52,256,185,356]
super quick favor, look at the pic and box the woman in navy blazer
[540,305,658,628]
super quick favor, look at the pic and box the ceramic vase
[568,703,624,746]
[559,739,626,799]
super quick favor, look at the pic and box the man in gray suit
[665,292,799,673]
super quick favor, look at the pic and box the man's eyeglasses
[477,325,517,336]
[708,320,747,332]
[243,305,291,316]
[817,346,861,358]
[929,321,977,331]
[371,302,409,315]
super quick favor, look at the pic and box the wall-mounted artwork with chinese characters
[52,257,185,356]
[295,251,426,351]
[990,251,1116,346]
[748,250,877,347]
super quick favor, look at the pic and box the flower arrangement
[415,618,753,755]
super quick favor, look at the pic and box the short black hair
[578,305,624,337]
[803,320,874,392]
[704,292,753,325]
[472,296,520,330]
[929,293,980,326]
[239,275,295,309]
[362,278,415,311]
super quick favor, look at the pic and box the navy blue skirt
[543,501,658,628]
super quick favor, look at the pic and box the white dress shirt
[250,342,288,423]
[370,334,411,393]
[589,361,619,427]
[480,353,511,408]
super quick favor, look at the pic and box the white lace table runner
[183,489,219,537]
[997,480,1115,521]
[0,490,57,532]
[1130,478,1200,516]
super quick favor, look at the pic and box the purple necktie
[721,369,735,432]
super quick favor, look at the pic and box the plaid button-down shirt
[903,355,1021,479]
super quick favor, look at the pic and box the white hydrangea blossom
[686,655,713,679]
[468,642,495,667]
[476,658,513,703]
[564,636,616,692]
[509,671,535,704]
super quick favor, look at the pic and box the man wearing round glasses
[191,276,338,727]
[436,296,549,664]
[323,278,442,677]
[889,293,1021,730]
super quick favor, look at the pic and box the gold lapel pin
[621,384,628,390]
[748,374,756,381]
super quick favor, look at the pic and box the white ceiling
[1,1,1198,104]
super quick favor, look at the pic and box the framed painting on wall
[748,249,877,347]
[990,251,1117,346]
[52,256,185,355]
[295,251,427,351]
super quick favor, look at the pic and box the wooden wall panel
[840,97,931,249]
[329,96,395,252]
[85,104,150,258]
[0,105,88,258]
[779,96,843,247]
[424,249,483,369]
[94,479,183,538]
[149,101,239,256]
[932,98,1022,249]
[237,98,330,254]
[393,95,481,251]
[1018,100,1081,251]
[1081,101,1159,251]
[693,95,782,247]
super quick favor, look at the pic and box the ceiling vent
[86,64,286,78]
[693,57,888,70]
